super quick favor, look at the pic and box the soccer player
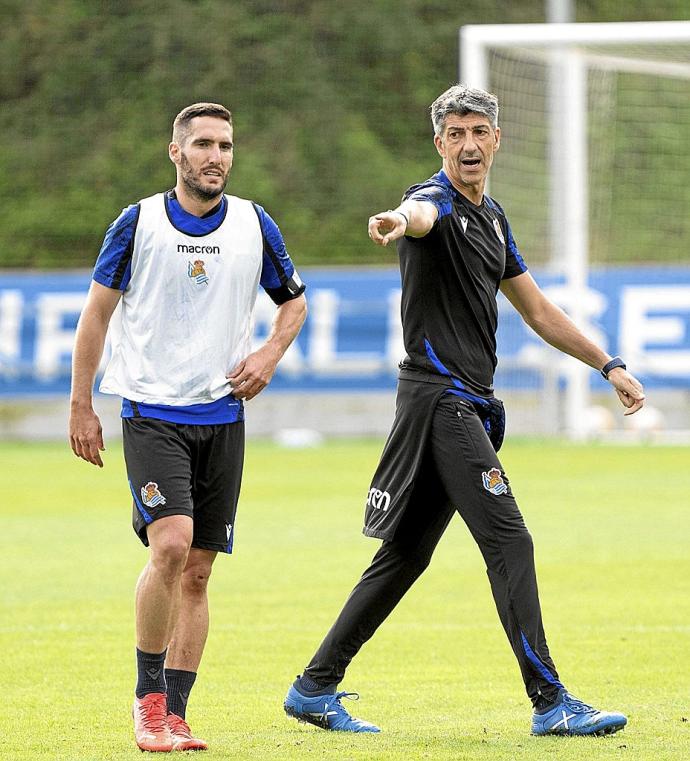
[284,84,645,737]
[69,102,307,752]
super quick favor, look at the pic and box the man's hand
[227,344,282,401]
[367,210,408,247]
[69,404,105,467]
[607,367,645,416]
[68,281,120,468]
[368,201,438,244]
[229,293,306,401]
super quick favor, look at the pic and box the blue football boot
[284,680,380,732]
[532,688,627,736]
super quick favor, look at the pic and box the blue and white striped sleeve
[252,203,306,305]
[92,203,140,291]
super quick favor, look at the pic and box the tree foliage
[0,0,686,267]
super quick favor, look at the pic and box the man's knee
[476,519,533,562]
[484,526,535,578]
[147,517,194,583]
[151,539,191,582]
[181,551,217,598]
[509,528,534,558]
[385,539,434,578]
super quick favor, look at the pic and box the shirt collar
[435,169,485,209]
[166,189,226,220]
[436,169,453,189]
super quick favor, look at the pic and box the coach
[284,84,644,737]
[69,102,306,752]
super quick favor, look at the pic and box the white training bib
[100,193,263,405]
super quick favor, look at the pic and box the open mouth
[461,158,481,168]
[202,169,222,178]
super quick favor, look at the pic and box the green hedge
[0,0,687,267]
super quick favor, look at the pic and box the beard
[179,152,228,201]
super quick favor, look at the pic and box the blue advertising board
[1,267,688,396]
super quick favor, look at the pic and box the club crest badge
[188,259,209,285]
[492,217,505,245]
[141,481,167,508]
[482,467,508,496]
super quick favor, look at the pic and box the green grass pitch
[2,437,689,760]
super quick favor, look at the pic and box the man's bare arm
[69,281,122,466]
[227,293,307,401]
[367,200,438,247]
[501,272,645,415]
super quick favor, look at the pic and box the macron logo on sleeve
[367,487,391,511]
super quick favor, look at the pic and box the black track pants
[304,395,562,705]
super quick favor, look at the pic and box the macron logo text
[177,244,221,255]
[367,487,391,512]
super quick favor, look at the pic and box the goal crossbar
[462,20,690,50]
[461,20,690,89]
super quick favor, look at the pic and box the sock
[534,686,562,712]
[165,669,197,719]
[296,673,335,695]
[135,648,167,698]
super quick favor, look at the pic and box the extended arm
[500,272,645,415]
[367,200,439,246]
[227,293,307,401]
[69,281,122,466]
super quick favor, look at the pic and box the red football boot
[167,713,208,751]
[133,693,174,752]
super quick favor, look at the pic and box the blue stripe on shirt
[252,203,295,290]
[93,203,140,291]
[404,170,454,220]
[424,337,465,389]
[121,394,244,425]
[505,219,527,273]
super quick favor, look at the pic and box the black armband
[264,275,306,305]
[600,357,626,379]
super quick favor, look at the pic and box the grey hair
[430,84,499,135]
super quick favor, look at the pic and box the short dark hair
[172,102,232,144]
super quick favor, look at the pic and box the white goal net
[460,21,690,439]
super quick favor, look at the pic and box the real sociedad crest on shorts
[482,467,508,496]
[492,217,505,245]
[188,259,209,285]
[141,481,167,508]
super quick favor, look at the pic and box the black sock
[534,686,562,712]
[165,669,197,719]
[135,648,167,698]
[296,673,335,695]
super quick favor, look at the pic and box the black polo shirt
[397,169,527,397]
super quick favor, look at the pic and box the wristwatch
[600,357,626,379]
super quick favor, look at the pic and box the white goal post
[459,21,690,439]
